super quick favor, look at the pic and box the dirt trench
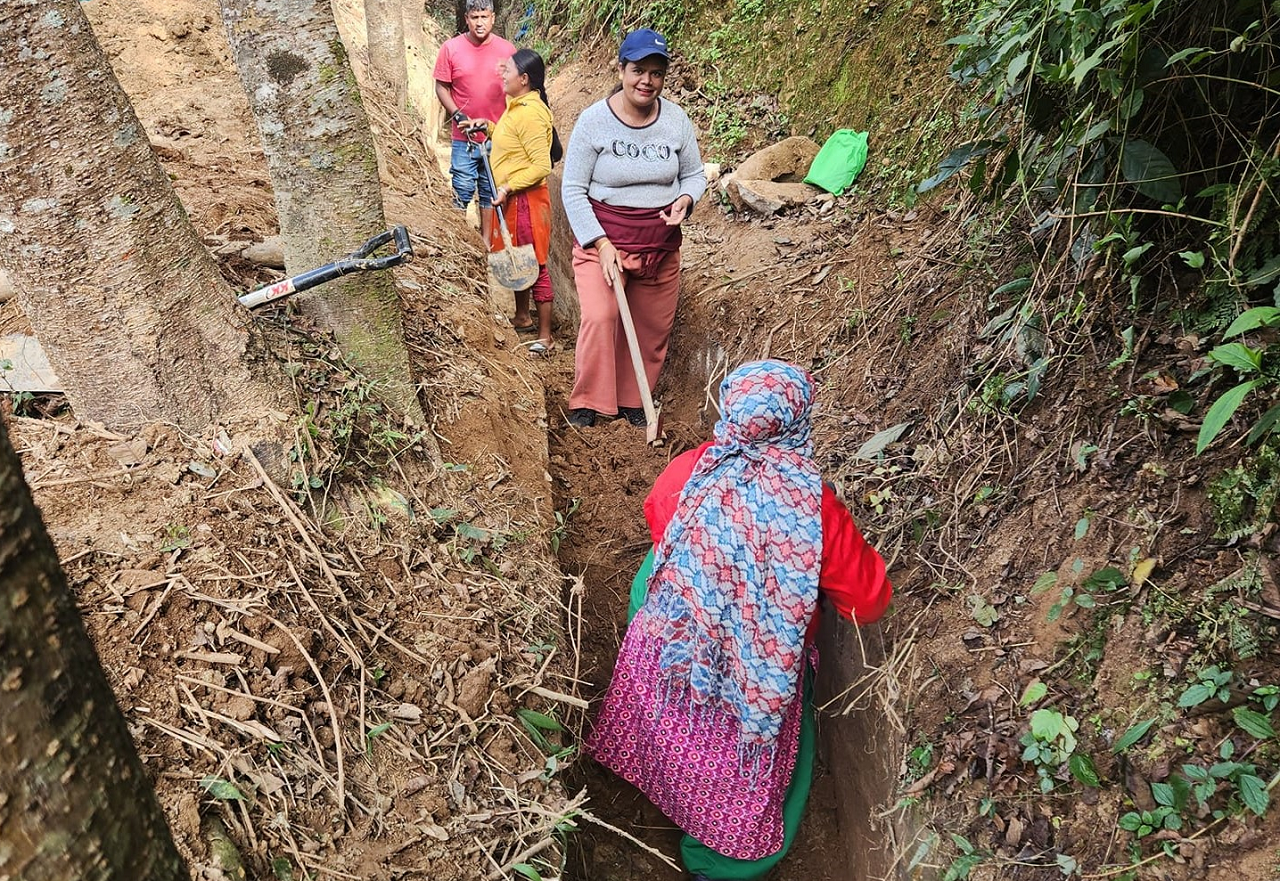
[536,270,901,880]
[532,57,903,880]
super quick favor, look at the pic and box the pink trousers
[569,244,681,415]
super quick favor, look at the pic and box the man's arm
[434,80,456,116]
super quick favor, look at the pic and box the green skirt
[626,549,816,881]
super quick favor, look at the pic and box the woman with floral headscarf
[586,360,891,881]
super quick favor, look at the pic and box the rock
[703,162,722,185]
[455,659,495,717]
[0,268,14,302]
[734,135,821,183]
[723,176,824,215]
[242,236,285,269]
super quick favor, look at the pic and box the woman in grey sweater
[560,29,707,428]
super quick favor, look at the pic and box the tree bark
[219,0,423,421]
[0,0,284,433]
[0,417,189,881]
[403,0,443,141]
[365,0,408,108]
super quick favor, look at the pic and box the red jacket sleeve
[818,485,891,625]
[642,443,892,627]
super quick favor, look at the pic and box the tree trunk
[365,0,408,108]
[220,0,423,421]
[0,0,284,433]
[403,0,442,142]
[0,417,189,881]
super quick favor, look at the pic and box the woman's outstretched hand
[660,195,694,226]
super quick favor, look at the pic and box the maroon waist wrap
[589,198,682,278]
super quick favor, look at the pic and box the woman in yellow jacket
[487,48,562,353]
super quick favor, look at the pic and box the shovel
[611,274,664,446]
[471,134,540,291]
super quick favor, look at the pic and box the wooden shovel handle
[610,275,660,442]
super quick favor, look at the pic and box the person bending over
[587,359,892,880]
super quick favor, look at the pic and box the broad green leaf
[1179,683,1215,707]
[1083,567,1126,591]
[1121,139,1181,203]
[1020,680,1048,706]
[1070,753,1100,787]
[1178,250,1205,269]
[1117,812,1142,831]
[1122,243,1154,265]
[1233,706,1276,740]
[968,594,999,627]
[1208,343,1263,374]
[1113,718,1156,752]
[455,522,491,542]
[513,864,543,881]
[1165,46,1209,66]
[1196,381,1258,454]
[992,277,1033,296]
[1074,517,1090,540]
[1030,708,1064,740]
[1070,38,1122,88]
[950,833,975,854]
[1119,88,1145,120]
[1074,593,1096,608]
[200,776,246,800]
[1182,763,1208,781]
[1238,773,1269,815]
[1151,781,1176,806]
[1006,50,1030,86]
[854,421,912,460]
[907,834,937,872]
[1246,403,1280,446]
[517,708,564,732]
[944,853,984,881]
[1245,254,1280,287]
[1224,306,1280,338]
[918,143,993,193]
[1079,119,1111,146]
[1032,571,1058,594]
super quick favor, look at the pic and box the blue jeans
[449,138,493,211]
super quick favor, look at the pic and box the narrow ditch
[537,196,904,879]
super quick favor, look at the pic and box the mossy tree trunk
[365,0,408,108]
[0,416,189,881]
[0,0,285,434]
[219,0,424,422]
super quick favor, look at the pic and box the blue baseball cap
[619,29,670,63]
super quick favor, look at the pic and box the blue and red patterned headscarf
[641,360,823,765]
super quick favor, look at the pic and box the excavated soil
[10,2,1280,881]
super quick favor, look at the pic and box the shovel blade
[489,244,540,291]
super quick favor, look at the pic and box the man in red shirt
[434,0,515,244]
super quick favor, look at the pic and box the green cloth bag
[803,129,869,196]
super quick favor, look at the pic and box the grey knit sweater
[560,96,707,246]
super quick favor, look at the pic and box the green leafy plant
[366,721,393,755]
[1020,708,1082,792]
[1181,751,1271,818]
[550,497,581,555]
[1197,308,1280,453]
[943,833,988,880]
[1177,665,1233,708]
